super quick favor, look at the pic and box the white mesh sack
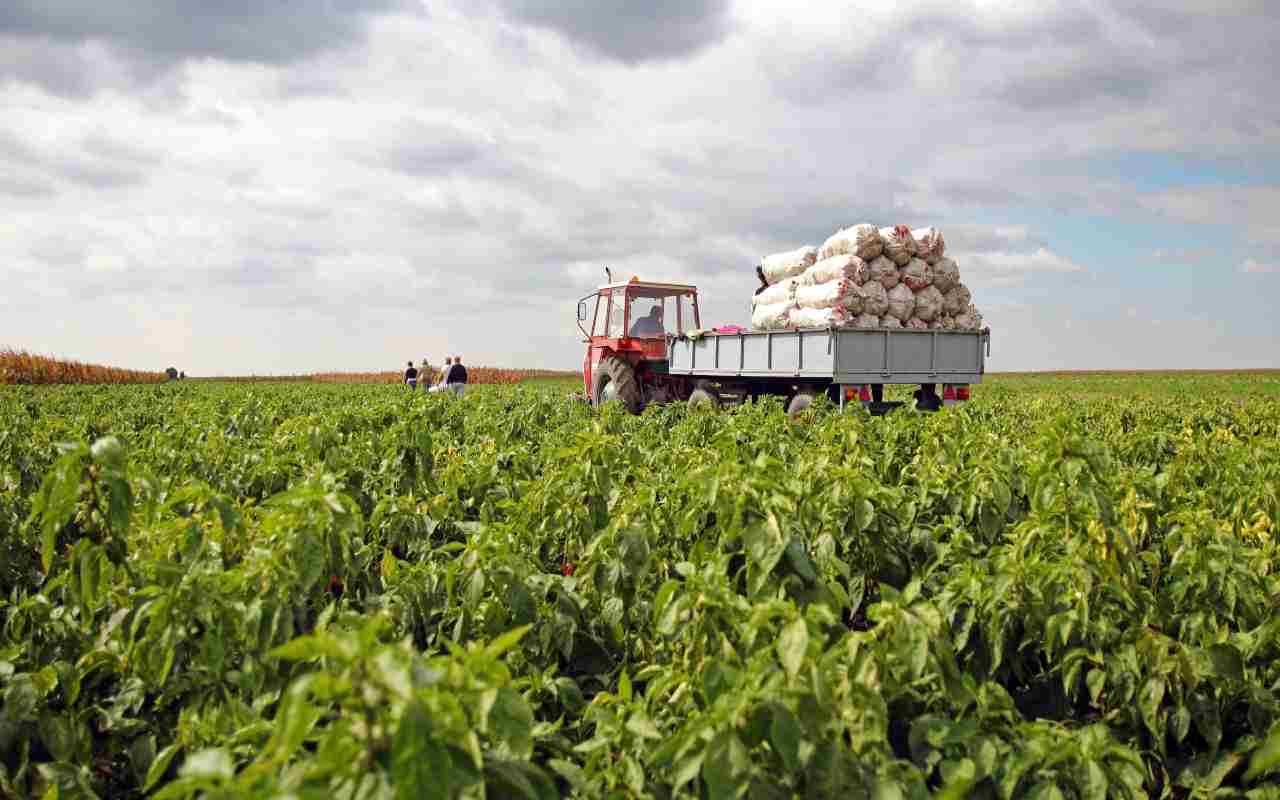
[911,227,946,264]
[853,313,880,329]
[859,280,889,317]
[940,316,957,331]
[928,319,945,330]
[819,224,883,261]
[906,318,929,330]
[790,305,849,328]
[931,257,960,294]
[954,304,984,330]
[795,280,863,313]
[867,256,899,290]
[943,284,972,316]
[879,225,917,266]
[913,285,944,322]
[804,254,868,285]
[760,246,818,284]
[752,301,793,330]
[752,278,799,307]
[879,315,903,329]
[900,258,933,291]
[886,283,915,321]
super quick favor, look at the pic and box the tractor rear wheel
[592,356,643,414]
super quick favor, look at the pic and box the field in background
[0,349,575,386]
[0,348,167,385]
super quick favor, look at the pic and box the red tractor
[576,276,699,413]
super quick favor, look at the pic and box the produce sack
[879,315,903,329]
[752,278,800,307]
[852,313,880,329]
[886,283,915,321]
[790,306,849,328]
[928,319,945,330]
[795,280,862,313]
[879,225,917,266]
[931,257,960,294]
[867,256,899,290]
[819,223,883,261]
[900,258,933,291]
[752,301,793,330]
[913,285,944,322]
[760,246,818,284]
[911,227,946,264]
[859,280,889,316]
[906,318,929,330]
[943,283,972,316]
[954,304,984,330]
[803,254,868,285]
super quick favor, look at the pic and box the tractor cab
[576,277,700,411]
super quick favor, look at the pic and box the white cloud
[0,0,1277,373]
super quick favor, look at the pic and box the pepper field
[2,373,1280,798]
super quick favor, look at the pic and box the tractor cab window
[627,294,674,339]
[606,291,625,338]
[676,293,697,334]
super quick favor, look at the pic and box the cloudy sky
[2,0,1277,375]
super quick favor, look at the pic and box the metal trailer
[666,326,991,413]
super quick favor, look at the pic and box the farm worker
[420,357,433,385]
[447,355,468,397]
[404,360,418,390]
[429,358,453,393]
[630,306,664,338]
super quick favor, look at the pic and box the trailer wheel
[592,356,643,414]
[787,392,816,418]
[688,384,721,411]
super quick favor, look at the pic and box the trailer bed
[667,327,990,384]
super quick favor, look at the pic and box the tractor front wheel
[592,356,644,414]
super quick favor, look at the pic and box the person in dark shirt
[447,355,468,396]
[404,360,418,390]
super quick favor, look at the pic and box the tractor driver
[629,305,665,338]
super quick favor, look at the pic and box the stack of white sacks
[751,224,984,332]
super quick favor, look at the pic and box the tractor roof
[598,279,696,293]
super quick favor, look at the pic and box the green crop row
[1,379,1279,799]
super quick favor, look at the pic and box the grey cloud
[488,0,733,63]
[0,128,157,190]
[0,174,55,198]
[0,0,413,95]
[0,0,410,64]
[384,125,491,176]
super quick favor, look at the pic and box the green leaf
[483,625,531,659]
[1190,690,1223,754]
[34,448,87,572]
[394,702,469,797]
[777,617,808,680]
[269,634,350,662]
[488,687,534,759]
[1086,669,1106,705]
[626,712,662,741]
[769,705,802,772]
[1206,643,1245,683]
[144,744,181,791]
[703,730,750,800]
[1139,676,1166,739]
[547,759,586,791]
[1245,726,1280,782]
[1171,705,1192,744]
